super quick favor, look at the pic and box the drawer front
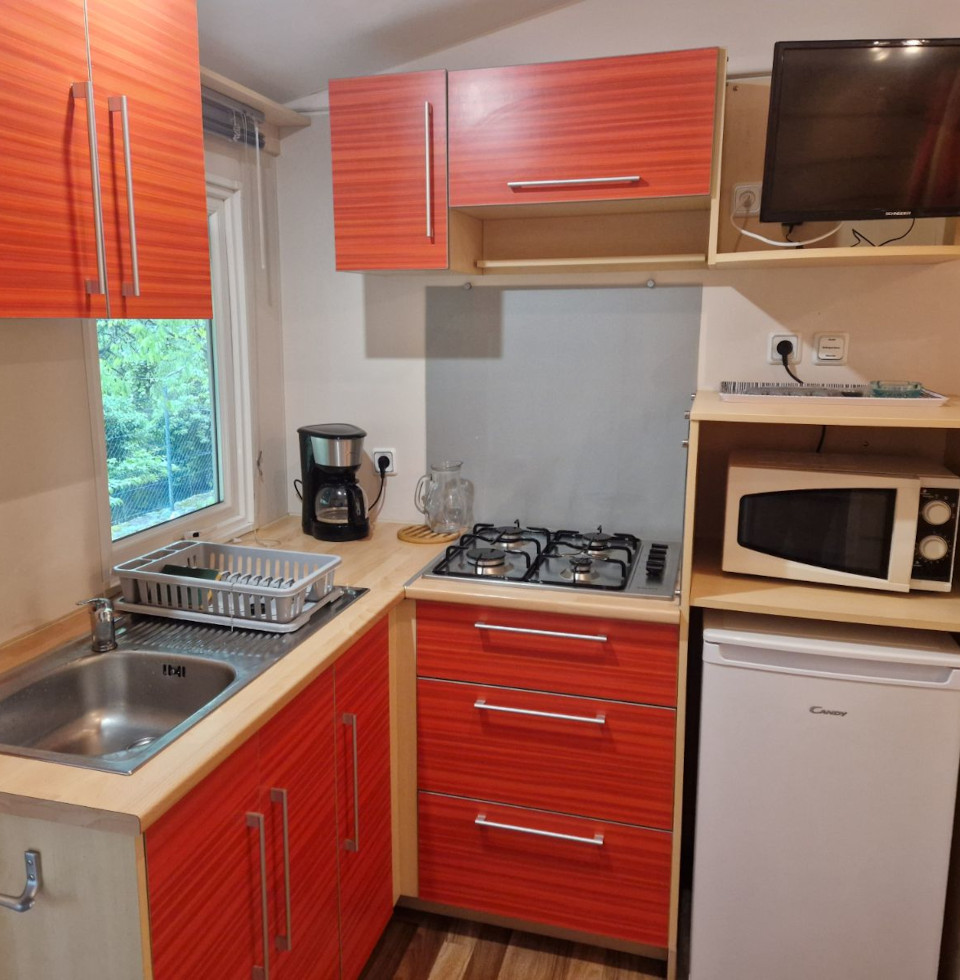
[416,601,678,706]
[418,678,675,829]
[418,792,671,947]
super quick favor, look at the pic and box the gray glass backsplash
[425,286,700,538]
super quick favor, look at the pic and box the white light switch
[814,332,848,364]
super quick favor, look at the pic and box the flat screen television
[760,38,960,224]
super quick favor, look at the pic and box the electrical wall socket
[372,449,396,475]
[732,182,763,217]
[768,333,801,365]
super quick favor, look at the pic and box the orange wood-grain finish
[329,70,449,270]
[416,602,679,707]
[258,671,340,980]
[418,792,672,948]
[336,618,395,980]
[146,736,260,979]
[0,0,104,316]
[417,678,675,830]
[448,48,721,207]
[87,0,211,317]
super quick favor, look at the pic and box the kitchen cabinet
[0,0,211,318]
[147,616,391,980]
[329,71,451,272]
[415,600,677,949]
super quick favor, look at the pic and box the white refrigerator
[689,612,960,980]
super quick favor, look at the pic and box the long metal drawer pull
[475,814,604,846]
[71,81,108,305]
[246,813,270,980]
[474,622,607,643]
[343,713,360,852]
[0,851,41,913]
[108,95,141,298]
[507,175,641,189]
[474,698,606,726]
[269,788,293,952]
[424,101,433,239]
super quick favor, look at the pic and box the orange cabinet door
[259,672,340,980]
[146,737,261,980]
[418,792,672,947]
[86,0,211,317]
[335,618,393,980]
[0,0,107,317]
[449,48,721,207]
[418,678,676,829]
[330,70,448,271]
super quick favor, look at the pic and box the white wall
[278,0,960,527]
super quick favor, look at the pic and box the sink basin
[0,586,367,774]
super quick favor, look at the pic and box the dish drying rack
[114,541,342,632]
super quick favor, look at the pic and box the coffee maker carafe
[298,423,369,541]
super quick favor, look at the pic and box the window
[89,178,254,567]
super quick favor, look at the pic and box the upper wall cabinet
[0,0,211,318]
[329,70,450,271]
[448,48,720,208]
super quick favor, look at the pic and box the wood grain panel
[418,793,671,948]
[336,617,395,980]
[87,0,211,317]
[258,671,340,980]
[146,736,260,979]
[417,679,675,829]
[0,0,105,317]
[448,49,720,207]
[330,71,449,270]
[416,602,679,707]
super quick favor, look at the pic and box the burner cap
[561,556,598,584]
[466,546,507,569]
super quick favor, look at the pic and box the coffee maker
[298,423,369,541]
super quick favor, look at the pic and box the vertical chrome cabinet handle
[342,713,360,852]
[246,813,270,980]
[474,622,608,643]
[474,698,606,726]
[71,81,109,305]
[269,789,292,952]
[0,851,42,913]
[475,814,604,846]
[108,95,141,297]
[424,101,433,240]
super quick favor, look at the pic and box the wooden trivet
[397,524,460,544]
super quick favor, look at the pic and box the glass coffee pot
[415,460,474,534]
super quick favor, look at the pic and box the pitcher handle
[414,474,429,515]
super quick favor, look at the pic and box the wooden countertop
[0,517,679,834]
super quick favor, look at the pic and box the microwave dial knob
[922,499,954,526]
[918,535,950,562]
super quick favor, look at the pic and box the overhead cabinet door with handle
[448,48,722,208]
[0,0,211,318]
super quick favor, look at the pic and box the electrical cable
[369,456,389,511]
[730,213,844,248]
[815,425,827,453]
[876,218,916,246]
[776,339,804,385]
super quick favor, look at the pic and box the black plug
[775,339,804,385]
[376,454,391,475]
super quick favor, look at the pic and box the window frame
[85,175,255,577]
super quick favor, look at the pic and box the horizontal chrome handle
[474,622,607,643]
[0,851,41,913]
[475,814,604,846]
[474,698,606,726]
[507,176,641,189]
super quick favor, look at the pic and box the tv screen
[760,39,960,224]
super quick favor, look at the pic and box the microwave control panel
[912,487,960,585]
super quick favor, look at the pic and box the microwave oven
[723,451,960,592]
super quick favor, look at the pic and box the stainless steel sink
[0,587,366,774]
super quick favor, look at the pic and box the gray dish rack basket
[114,540,342,632]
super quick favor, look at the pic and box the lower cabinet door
[418,792,671,948]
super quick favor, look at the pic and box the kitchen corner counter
[0,518,441,834]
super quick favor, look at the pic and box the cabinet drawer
[416,602,678,706]
[418,678,675,829]
[418,792,671,947]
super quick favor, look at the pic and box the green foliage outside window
[97,319,221,540]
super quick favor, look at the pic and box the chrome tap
[77,597,118,653]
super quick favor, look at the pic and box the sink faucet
[77,597,118,653]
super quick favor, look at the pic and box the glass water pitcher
[415,460,474,534]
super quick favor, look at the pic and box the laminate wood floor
[358,908,666,980]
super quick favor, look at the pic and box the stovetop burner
[423,522,678,599]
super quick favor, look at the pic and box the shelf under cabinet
[711,244,960,269]
[476,253,708,273]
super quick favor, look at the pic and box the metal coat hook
[0,851,41,913]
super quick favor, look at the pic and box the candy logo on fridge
[809,706,847,717]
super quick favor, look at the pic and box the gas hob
[420,523,679,600]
